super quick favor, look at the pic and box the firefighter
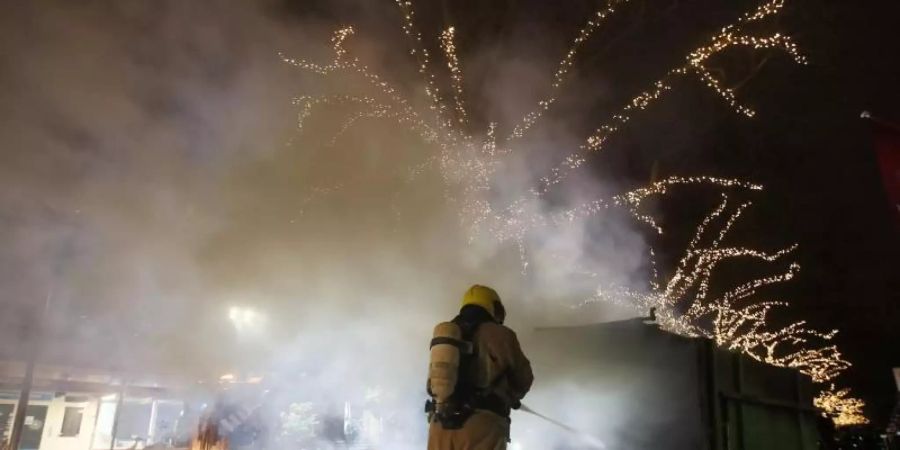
[427,285,534,450]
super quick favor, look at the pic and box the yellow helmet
[461,284,501,318]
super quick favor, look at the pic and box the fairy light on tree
[282,0,866,426]
[580,181,867,425]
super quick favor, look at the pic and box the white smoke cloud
[0,1,654,448]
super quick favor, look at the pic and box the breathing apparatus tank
[428,321,464,403]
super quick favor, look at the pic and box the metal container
[521,318,821,450]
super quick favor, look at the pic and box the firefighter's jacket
[468,321,533,408]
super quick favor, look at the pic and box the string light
[440,27,468,127]
[509,0,630,141]
[280,27,453,150]
[282,0,864,426]
[535,0,808,191]
[815,386,869,426]
[394,0,455,133]
[582,184,863,424]
[293,94,378,131]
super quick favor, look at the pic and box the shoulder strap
[429,336,473,354]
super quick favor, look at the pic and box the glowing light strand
[508,0,631,141]
[281,28,448,149]
[581,183,864,424]
[440,27,469,127]
[536,0,808,193]
[394,0,455,133]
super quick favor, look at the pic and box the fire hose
[519,403,607,449]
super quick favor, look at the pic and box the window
[92,399,117,449]
[115,400,152,441]
[60,406,84,437]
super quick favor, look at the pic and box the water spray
[519,403,607,449]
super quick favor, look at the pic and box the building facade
[0,361,190,450]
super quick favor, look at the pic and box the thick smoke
[0,1,651,448]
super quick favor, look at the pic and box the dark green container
[527,318,821,450]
